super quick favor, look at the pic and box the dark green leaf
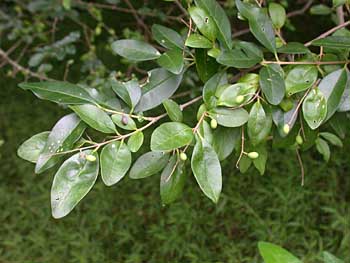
[253,144,268,175]
[258,241,302,263]
[203,71,227,108]
[70,104,116,134]
[268,3,286,29]
[101,141,132,186]
[191,136,222,203]
[209,107,249,127]
[111,39,161,61]
[157,49,184,74]
[248,102,272,145]
[302,88,327,129]
[259,64,285,105]
[127,131,144,152]
[160,155,186,205]
[163,99,183,122]
[51,150,99,219]
[135,68,183,112]
[277,42,310,54]
[111,114,137,130]
[151,122,193,151]
[110,79,141,109]
[285,65,318,96]
[212,127,239,160]
[272,103,298,137]
[35,113,86,174]
[216,83,257,107]
[152,24,184,50]
[195,0,232,49]
[195,48,219,83]
[312,36,350,48]
[129,151,169,179]
[189,6,217,41]
[310,4,332,15]
[18,81,95,105]
[185,34,213,48]
[17,131,50,163]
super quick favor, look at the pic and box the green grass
[0,75,349,263]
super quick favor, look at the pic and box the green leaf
[320,132,343,147]
[253,144,268,175]
[85,85,121,110]
[151,122,193,151]
[18,81,95,105]
[285,65,318,96]
[194,0,232,49]
[127,131,144,153]
[191,136,222,203]
[338,74,350,112]
[312,36,350,48]
[111,114,137,130]
[217,41,263,68]
[160,155,186,205]
[302,88,327,130]
[277,42,310,54]
[135,68,183,112]
[35,113,86,174]
[70,104,116,134]
[163,99,183,122]
[258,242,302,263]
[310,4,332,15]
[185,34,213,48]
[51,150,99,219]
[62,0,71,10]
[272,103,298,137]
[198,120,213,144]
[101,141,132,186]
[259,64,285,105]
[208,107,249,127]
[195,48,219,83]
[323,251,344,263]
[239,154,252,173]
[316,137,330,162]
[268,3,286,29]
[110,79,141,109]
[111,39,161,61]
[152,24,184,50]
[248,102,272,145]
[319,69,348,121]
[216,83,257,107]
[212,127,239,160]
[236,0,276,53]
[333,0,347,8]
[17,131,50,163]
[203,71,227,108]
[188,6,217,41]
[129,151,169,179]
[157,49,184,74]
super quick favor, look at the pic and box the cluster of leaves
[13,0,350,219]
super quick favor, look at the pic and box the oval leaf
[157,49,184,74]
[129,151,169,179]
[152,24,184,50]
[17,131,50,163]
[285,65,318,96]
[302,88,327,129]
[163,99,183,122]
[248,102,272,145]
[259,64,285,105]
[188,6,217,41]
[209,107,249,127]
[111,39,161,61]
[258,242,302,263]
[127,131,144,153]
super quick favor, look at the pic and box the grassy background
[0,74,349,263]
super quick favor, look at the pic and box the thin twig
[296,149,305,186]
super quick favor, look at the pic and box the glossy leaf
[285,65,318,96]
[101,141,132,186]
[212,127,239,160]
[259,64,285,105]
[272,102,298,137]
[195,0,232,49]
[152,24,184,50]
[191,136,222,203]
[203,71,227,108]
[236,0,276,53]
[160,155,186,205]
[268,3,286,29]
[19,81,94,105]
[135,68,183,112]
[195,48,219,83]
[51,150,99,219]
[163,99,183,122]
[127,131,144,152]
[277,42,310,54]
[157,49,184,74]
[216,83,257,107]
[302,88,327,129]
[188,6,217,41]
[17,131,50,163]
[258,242,302,263]
[110,79,141,109]
[209,107,249,127]
[129,151,169,179]
[312,36,350,48]
[35,113,86,174]
[150,122,193,151]
[111,39,161,61]
[185,34,213,48]
[111,114,137,130]
[70,104,116,134]
[319,69,348,121]
[248,102,272,145]
[217,41,263,68]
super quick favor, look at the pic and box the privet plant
[5,0,350,218]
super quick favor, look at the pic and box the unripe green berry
[95,26,102,36]
[235,95,245,104]
[296,135,303,145]
[210,119,218,129]
[283,124,290,135]
[180,152,187,161]
[247,152,259,159]
[85,154,96,162]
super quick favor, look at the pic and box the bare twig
[296,149,305,186]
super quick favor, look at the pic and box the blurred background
[0,0,350,262]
